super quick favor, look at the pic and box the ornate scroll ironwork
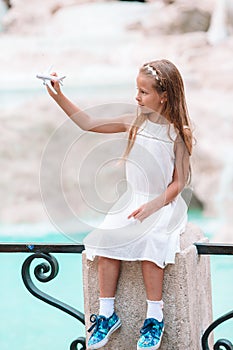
[21,252,86,349]
[213,339,233,350]
[195,242,233,350]
[201,310,233,350]
[70,337,86,350]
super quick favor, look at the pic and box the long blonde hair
[123,59,193,160]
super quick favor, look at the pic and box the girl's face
[136,73,166,114]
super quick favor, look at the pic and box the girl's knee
[98,256,121,266]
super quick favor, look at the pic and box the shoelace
[140,320,162,340]
[88,314,107,333]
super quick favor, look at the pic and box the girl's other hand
[46,72,62,98]
[127,203,152,223]
[128,199,160,222]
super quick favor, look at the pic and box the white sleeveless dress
[83,119,188,268]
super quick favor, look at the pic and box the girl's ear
[162,91,167,102]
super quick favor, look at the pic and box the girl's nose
[136,93,140,102]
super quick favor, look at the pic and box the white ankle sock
[146,300,164,322]
[99,297,115,318]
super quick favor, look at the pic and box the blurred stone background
[0,0,232,242]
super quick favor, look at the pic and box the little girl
[46,59,193,350]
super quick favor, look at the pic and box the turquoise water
[0,225,85,349]
[0,253,84,350]
[0,209,232,348]
[188,209,233,343]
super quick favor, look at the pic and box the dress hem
[84,250,181,269]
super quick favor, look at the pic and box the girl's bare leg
[98,257,121,297]
[141,261,164,300]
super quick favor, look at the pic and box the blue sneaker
[137,318,164,350]
[87,312,121,349]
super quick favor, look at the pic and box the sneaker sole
[137,327,164,350]
[88,319,122,350]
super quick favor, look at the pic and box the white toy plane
[36,66,66,93]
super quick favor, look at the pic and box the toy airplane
[36,66,66,93]
[36,73,66,85]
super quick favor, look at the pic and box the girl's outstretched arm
[128,135,190,222]
[46,73,134,133]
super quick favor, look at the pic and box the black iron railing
[0,243,86,350]
[195,243,233,350]
[0,242,232,350]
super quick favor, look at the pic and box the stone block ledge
[82,222,213,350]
